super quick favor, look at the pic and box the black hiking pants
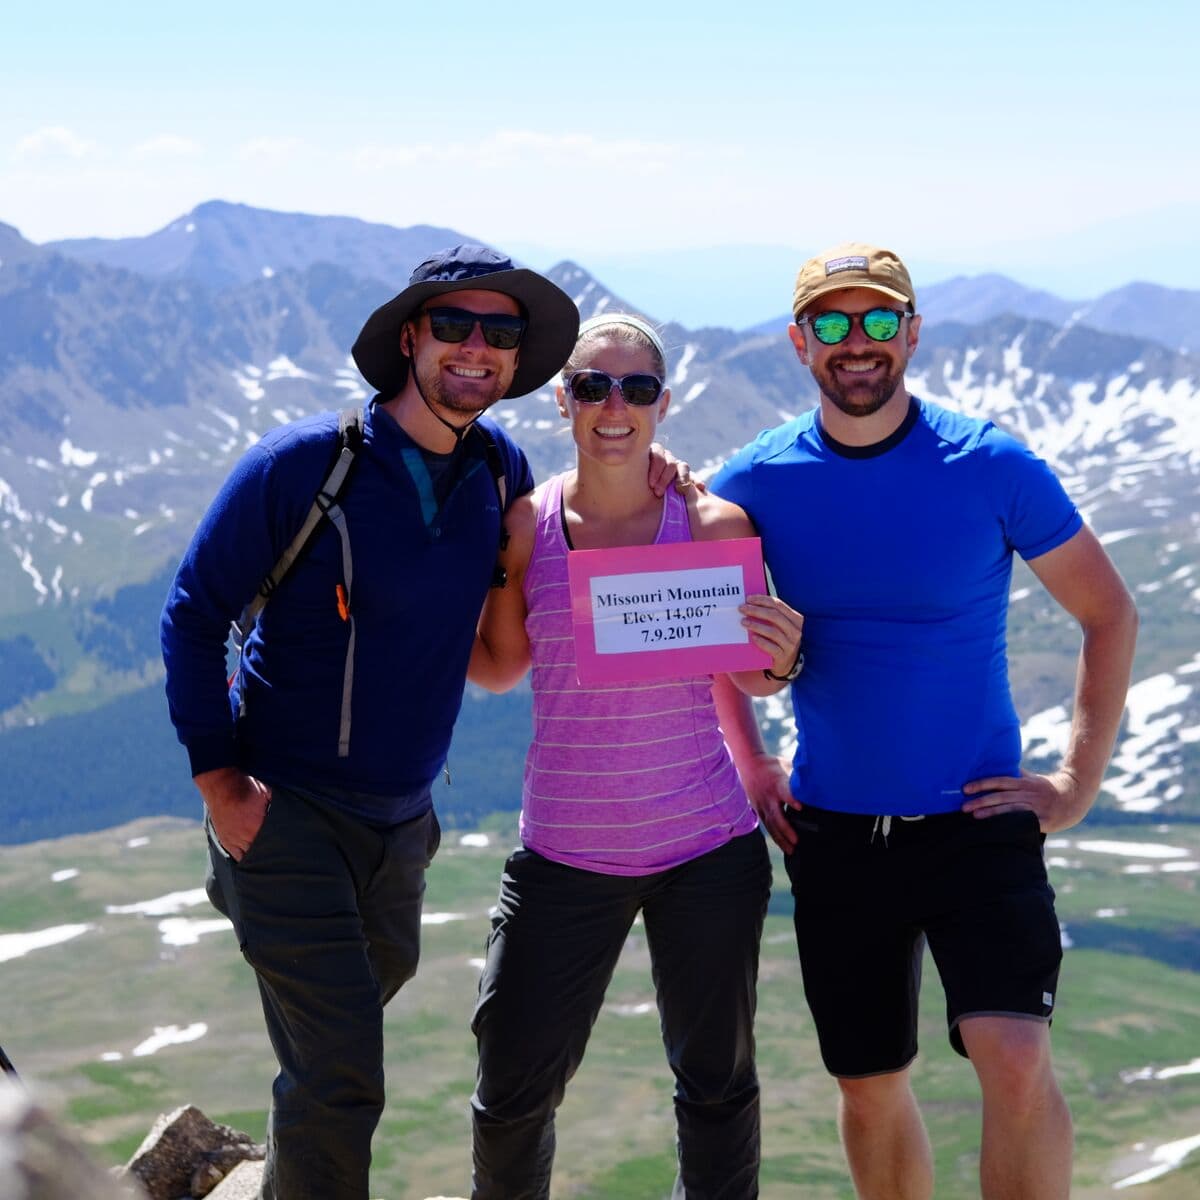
[471,830,771,1200]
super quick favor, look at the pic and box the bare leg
[959,1016,1072,1200]
[836,1067,933,1200]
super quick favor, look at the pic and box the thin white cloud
[350,143,433,170]
[348,130,677,175]
[130,135,202,160]
[237,136,305,164]
[484,129,676,171]
[15,126,100,160]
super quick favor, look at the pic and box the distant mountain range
[0,200,1196,843]
[25,200,1200,352]
[751,272,1200,355]
[42,201,465,293]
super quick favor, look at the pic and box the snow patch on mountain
[266,356,313,381]
[0,923,93,963]
[59,440,98,468]
[1025,662,1194,813]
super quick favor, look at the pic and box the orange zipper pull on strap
[336,584,350,621]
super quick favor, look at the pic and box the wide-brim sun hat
[352,244,580,399]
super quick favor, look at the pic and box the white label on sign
[588,565,749,655]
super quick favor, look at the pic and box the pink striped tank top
[519,473,758,875]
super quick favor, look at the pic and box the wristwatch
[764,650,804,683]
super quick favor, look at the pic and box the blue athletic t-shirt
[711,397,1082,816]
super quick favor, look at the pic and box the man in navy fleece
[160,247,582,1200]
[712,243,1138,1200]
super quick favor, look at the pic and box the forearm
[195,766,250,809]
[1059,601,1139,804]
[468,492,535,693]
[466,633,530,693]
[713,674,797,850]
[713,675,771,766]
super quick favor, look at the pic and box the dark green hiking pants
[206,782,440,1200]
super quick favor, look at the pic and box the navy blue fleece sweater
[161,403,532,817]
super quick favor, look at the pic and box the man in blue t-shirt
[712,242,1137,1200]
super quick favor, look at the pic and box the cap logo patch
[825,255,869,276]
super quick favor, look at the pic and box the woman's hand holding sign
[740,595,805,688]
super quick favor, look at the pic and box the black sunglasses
[565,370,664,407]
[797,307,913,345]
[422,306,527,350]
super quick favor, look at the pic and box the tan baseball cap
[792,242,916,318]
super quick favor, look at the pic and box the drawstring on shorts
[870,814,926,846]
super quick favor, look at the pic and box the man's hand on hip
[961,767,1092,834]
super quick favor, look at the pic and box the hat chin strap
[405,346,488,446]
[417,374,483,444]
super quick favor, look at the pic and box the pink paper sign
[566,537,771,684]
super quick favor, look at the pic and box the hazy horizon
[4,1,1197,326]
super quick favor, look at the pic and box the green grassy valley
[2,815,1197,1198]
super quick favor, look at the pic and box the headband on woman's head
[576,313,666,361]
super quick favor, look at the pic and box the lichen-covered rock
[190,1141,267,1198]
[123,1104,262,1200]
[205,1158,265,1199]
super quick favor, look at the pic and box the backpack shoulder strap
[470,421,508,512]
[470,422,511,587]
[232,407,364,644]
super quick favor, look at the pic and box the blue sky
[3,1,1197,325]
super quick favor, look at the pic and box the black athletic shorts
[783,805,1062,1077]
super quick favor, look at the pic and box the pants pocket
[204,813,250,947]
[425,807,442,865]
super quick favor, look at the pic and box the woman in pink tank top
[468,315,804,1200]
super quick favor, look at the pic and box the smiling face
[403,288,521,421]
[557,336,670,467]
[788,286,920,423]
